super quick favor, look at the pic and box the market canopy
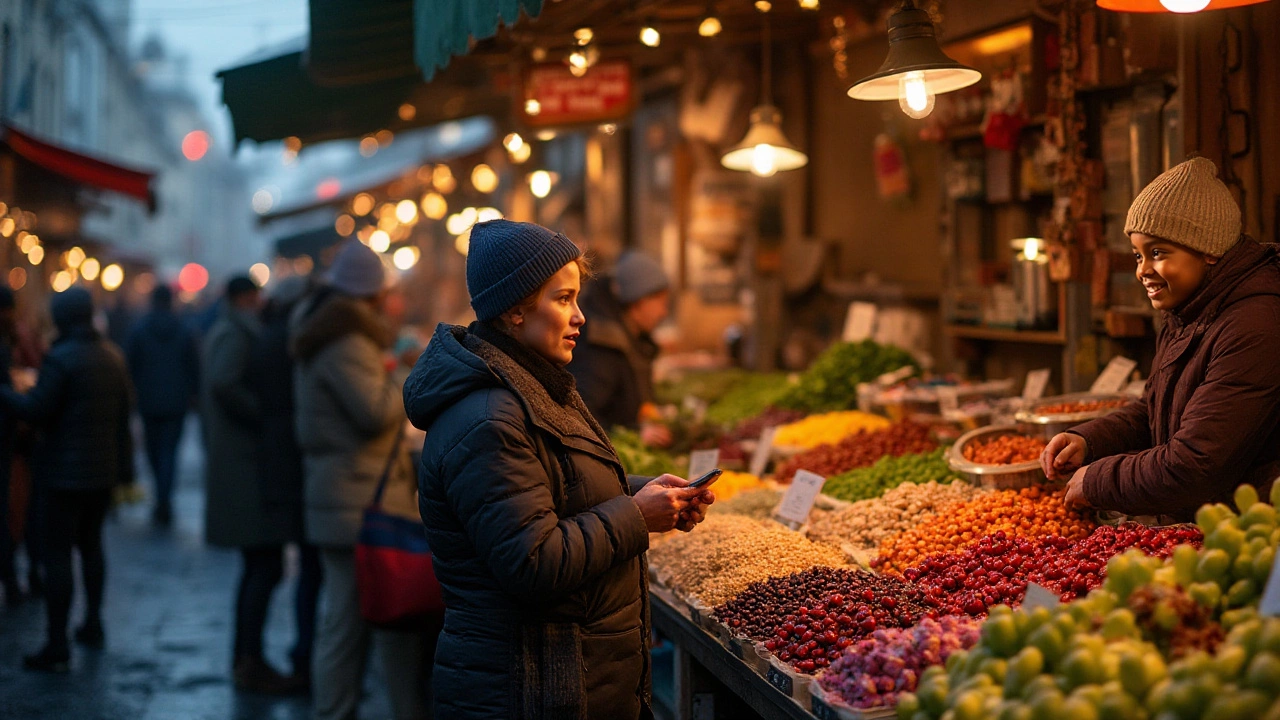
[1,123,156,209]
[413,0,542,80]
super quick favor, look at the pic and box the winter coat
[201,307,287,548]
[0,325,133,491]
[246,302,305,543]
[568,286,658,430]
[1071,238,1280,520]
[404,322,653,720]
[292,293,415,548]
[125,309,199,419]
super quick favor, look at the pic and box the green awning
[413,0,542,80]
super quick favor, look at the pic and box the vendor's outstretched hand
[1041,433,1088,482]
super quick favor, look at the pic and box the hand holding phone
[688,468,722,489]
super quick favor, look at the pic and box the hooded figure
[1043,158,1280,520]
[0,287,133,672]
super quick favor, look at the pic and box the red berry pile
[775,423,937,483]
[1037,522,1202,602]
[713,567,936,674]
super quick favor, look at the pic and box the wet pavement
[0,416,393,720]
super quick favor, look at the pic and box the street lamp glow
[101,264,124,291]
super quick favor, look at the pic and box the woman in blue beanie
[403,219,713,719]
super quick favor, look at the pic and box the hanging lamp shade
[846,2,982,102]
[1097,0,1268,11]
[720,105,808,177]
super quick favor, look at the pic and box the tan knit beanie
[1125,157,1241,257]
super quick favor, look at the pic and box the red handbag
[355,429,445,628]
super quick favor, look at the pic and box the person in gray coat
[202,276,299,694]
[292,240,428,720]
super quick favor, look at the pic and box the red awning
[2,124,155,206]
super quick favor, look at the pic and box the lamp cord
[762,11,772,107]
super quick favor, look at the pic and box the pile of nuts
[710,488,782,519]
[775,422,938,483]
[1033,398,1129,415]
[805,481,990,553]
[872,486,1095,574]
[960,434,1046,465]
[647,514,847,607]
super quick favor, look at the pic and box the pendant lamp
[846,0,982,119]
[721,10,808,177]
[1097,0,1269,12]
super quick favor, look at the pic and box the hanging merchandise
[847,0,982,119]
[721,8,808,176]
[872,132,911,202]
[981,67,1027,151]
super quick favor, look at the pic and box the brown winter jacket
[1070,238,1280,520]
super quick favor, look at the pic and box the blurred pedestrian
[202,276,300,694]
[292,241,429,720]
[0,288,134,672]
[124,285,200,526]
[246,275,322,688]
[0,287,21,604]
[569,250,672,444]
[403,220,712,718]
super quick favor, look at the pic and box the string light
[530,170,553,199]
[80,258,101,281]
[352,193,375,216]
[420,192,448,220]
[574,27,594,45]
[395,199,419,224]
[369,230,391,253]
[67,246,86,268]
[699,16,722,37]
[393,246,420,270]
[398,103,417,121]
[249,263,271,286]
[640,26,661,47]
[503,133,525,153]
[101,264,124,291]
[471,164,499,193]
[525,98,542,116]
[335,214,356,236]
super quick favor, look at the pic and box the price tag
[937,387,960,414]
[1090,356,1138,395]
[775,470,827,526]
[1022,582,1062,612]
[811,695,840,720]
[688,449,720,481]
[877,365,917,386]
[842,301,878,342]
[1124,379,1146,397]
[749,426,778,478]
[1260,550,1280,617]
[766,665,794,696]
[1022,368,1052,401]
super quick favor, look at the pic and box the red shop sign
[521,60,634,127]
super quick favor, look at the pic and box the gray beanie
[466,219,582,321]
[614,250,669,305]
[327,240,386,297]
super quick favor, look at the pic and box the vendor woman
[1041,157,1280,521]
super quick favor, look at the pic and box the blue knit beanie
[466,220,582,321]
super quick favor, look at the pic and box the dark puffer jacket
[404,323,653,720]
[1071,238,1280,519]
[124,309,199,419]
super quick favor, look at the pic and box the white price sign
[749,427,778,479]
[937,387,960,414]
[842,302,878,342]
[1022,369,1052,401]
[687,449,720,481]
[1022,582,1062,612]
[1090,356,1138,395]
[775,470,827,526]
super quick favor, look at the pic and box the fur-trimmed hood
[291,293,394,362]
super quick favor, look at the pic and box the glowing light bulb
[471,164,499,194]
[640,26,660,47]
[369,230,391,253]
[1160,0,1211,10]
[420,192,448,221]
[525,98,542,116]
[750,144,779,177]
[569,50,589,70]
[80,258,100,281]
[800,0,820,8]
[574,27,594,46]
[898,71,936,119]
[529,170,553,199]
[503,133,525,153]
[1023,238,1041,261]
[395,199,418,224]
[101,264,124,291]
[393,246,420,270]
[510,142,532,163]
[699,16,722,37]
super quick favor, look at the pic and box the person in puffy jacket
[0,288,133,672]
[403,220,714,719]
[125,284,199,526]
[1042,158,1280,521]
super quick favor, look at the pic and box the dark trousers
[44,489,111,652]
[292,542,323,671]
[142,415,185,512]
[234,545,284,661]
[0,439,14,587]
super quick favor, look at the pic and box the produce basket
[1014,393,1130,439]
[948,425,1046,490]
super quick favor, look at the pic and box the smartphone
[688,468,722,489]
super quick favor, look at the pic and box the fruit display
[710,488,783,519]
[776,340,920,413]
[647,514,847,607]
[775,422,937,483]
[610,427,678,477]
[704,374,793,426]
[773,410,893,451]
[960,434,1046,465]
[806,481,989,554]
[821,449,959,504]
[817,615,982,709]
[1031,398,1129,415]
[873,486,1095,574]
[713,567,936,673]
[706,471,767,502]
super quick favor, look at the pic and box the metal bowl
[1015,392,1131,439]
[948,424,1046,490]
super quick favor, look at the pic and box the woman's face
[511,262,585,365]
[1132,232,1217,311]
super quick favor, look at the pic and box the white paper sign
[1022,582,1062,612]
[937,386,960,414]
[749,427,778,478]
[1260,551,1280,617]
[842,302,878,342]
[688,449,720,481]
[1123,379,1146,397]
[775,470,827,526]
[1090,356,1138,395]
[1022,369,1052,401]
[877,365,917,386]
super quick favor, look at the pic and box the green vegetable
[609,427,678,478]
[822,449,958,503]
[654,369,756,407]
[705,373,791,426]
[776,340,919,413]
